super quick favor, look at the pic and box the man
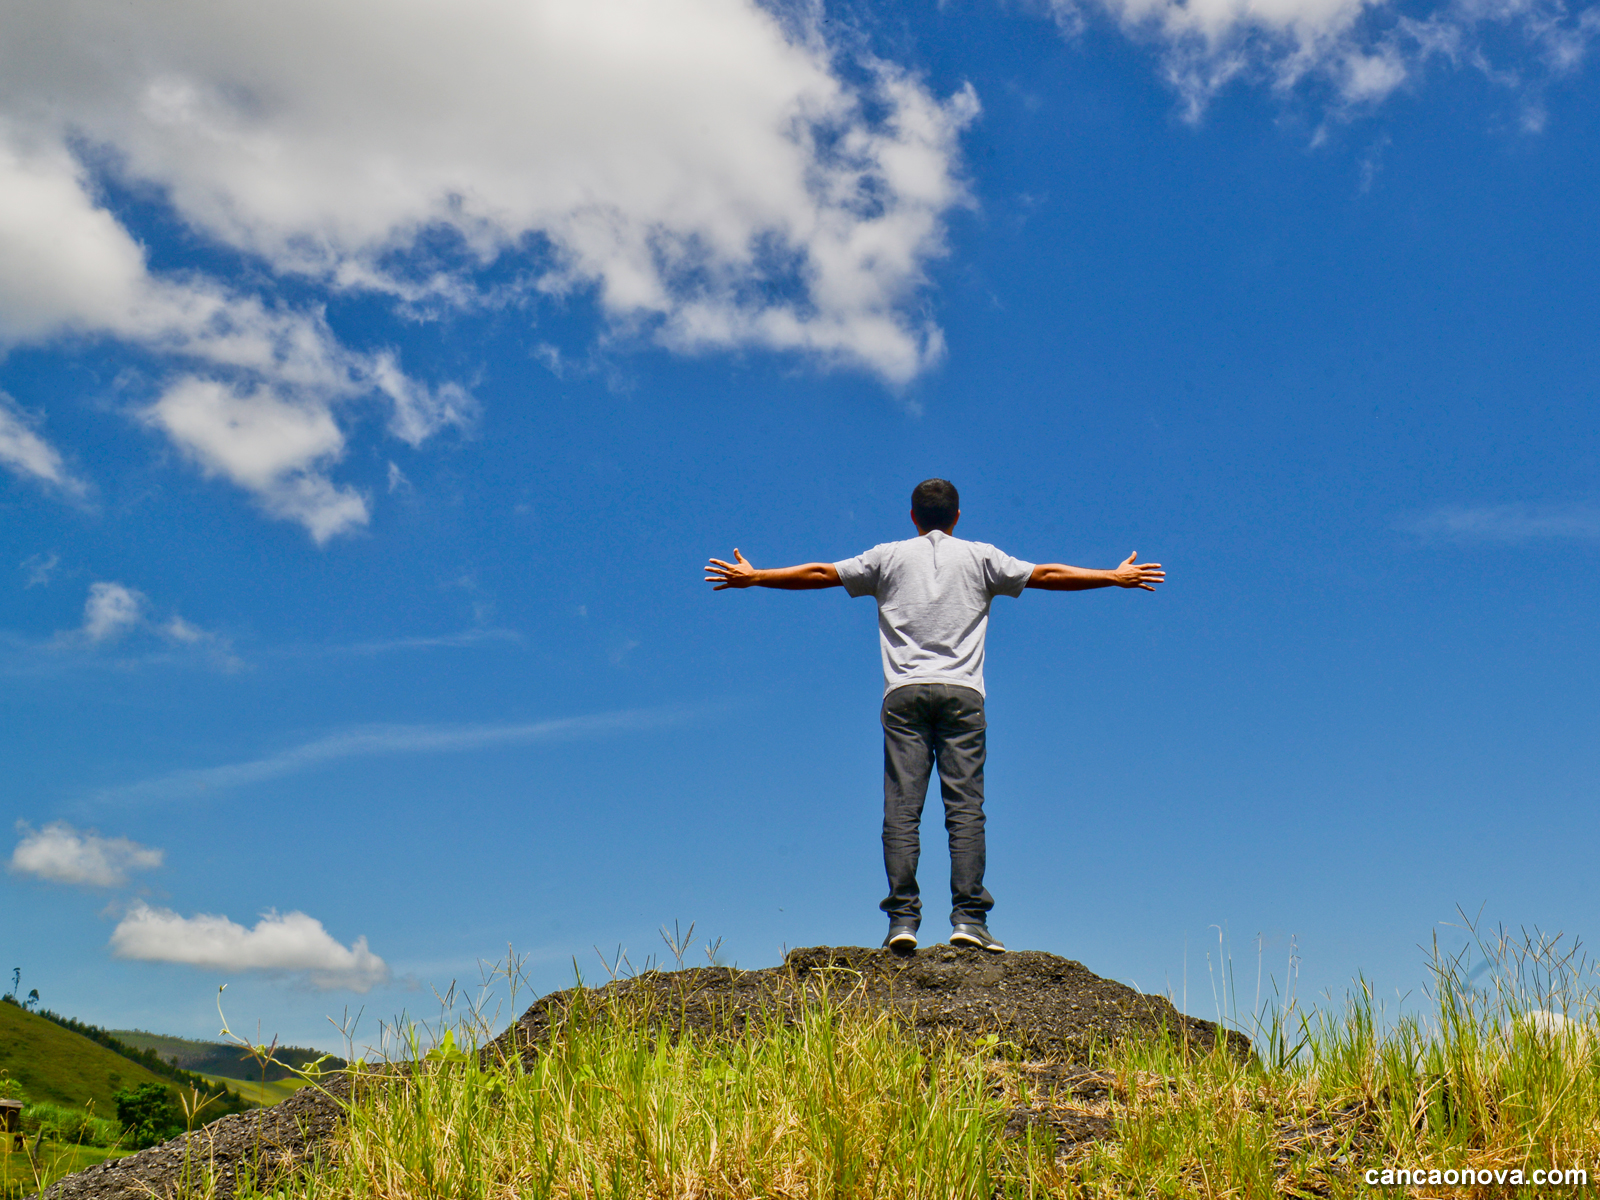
[705,478,1163,953]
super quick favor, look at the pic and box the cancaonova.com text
[1365,1166,1588,1187]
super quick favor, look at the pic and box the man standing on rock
[705,479,1163,953]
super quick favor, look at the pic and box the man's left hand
[1110,552,1164,590]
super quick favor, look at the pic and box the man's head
[910,478,960,534]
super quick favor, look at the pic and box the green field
[0,1001,172,1111]
[198,1073,305,1106]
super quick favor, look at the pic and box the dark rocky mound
[496,944,1248,1065]
[34,1076,353,1200]
[38,946,1244,1199]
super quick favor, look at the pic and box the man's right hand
[705,549,759,589]
[705,551,841,591]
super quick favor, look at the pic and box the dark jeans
[880,683,994,926]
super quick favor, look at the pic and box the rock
[33,1075,354,1200]
[496,944,1249,1065]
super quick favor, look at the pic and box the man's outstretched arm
[1026,552,1164,592]
[706,548,841,591]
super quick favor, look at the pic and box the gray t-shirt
[834,530,1035,697]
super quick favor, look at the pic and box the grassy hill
[108,1031,343,1083]
[197,1073,303,1106]
[0,1001,172,1111]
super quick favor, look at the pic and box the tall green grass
[263,985,1022,1200]
[1039,917,1600,1197]
[172,922,1600,1199]
[17,1101,120,1148]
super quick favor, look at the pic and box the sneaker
[949,923,1006,952]
[883,922,919,950]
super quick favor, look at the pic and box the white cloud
[110,901,389,992]
[143,378,370,542]
[67,581,239,665]
[0,1,981,536]
[0,392,85,496]
[0,131,469,538]
[10,820,164,887]
[1407,501,1600,540]
[83,582,147,642]
[163,616,209,644]
[0,0,977,470]
[1044,0,1600,117]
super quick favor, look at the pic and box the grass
[123,920,1600,1199]
[1020,917,1600,1197]
[0,1138,134,1199]
[0,999,174,1111]
[255,983,1016,1200]
[17,1100,121,1147]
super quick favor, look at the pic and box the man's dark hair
[911,479,960,533]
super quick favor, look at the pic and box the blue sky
[3,0,1598,1051]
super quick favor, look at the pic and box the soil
[36,945,1246,1199]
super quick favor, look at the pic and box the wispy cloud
[101,706,702,803]
[1405,502,1600,542]
[336,628,524,656]
[1044,0,1600,120]
[110,902,389,992]
[20,553,59,589]
[0,392,89,497]
[1,616,511,679]
[9,820,164,887]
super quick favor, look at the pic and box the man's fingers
[1121,551,1138,566]
[734,548,749,564]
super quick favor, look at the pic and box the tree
[113,1084,183,1150]
[24,989,37,1012]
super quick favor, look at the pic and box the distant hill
[109,1031,345,1083]
[0,1000,174,1111]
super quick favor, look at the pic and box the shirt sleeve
[982,547,1036,597]
[833,545,884,598]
